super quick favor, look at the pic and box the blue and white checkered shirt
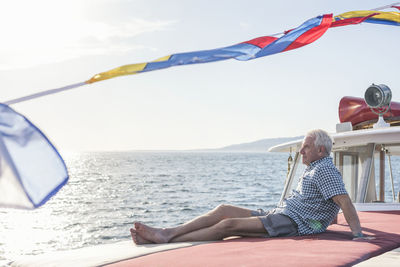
[280,156,348,235]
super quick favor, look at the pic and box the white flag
[0,104,68,209]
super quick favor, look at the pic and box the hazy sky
[1,0,399,152]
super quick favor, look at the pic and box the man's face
[300,135,324,165]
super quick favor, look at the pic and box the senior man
[131,129,365,244]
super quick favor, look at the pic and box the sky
[1,0,399,152]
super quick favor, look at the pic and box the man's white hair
[306,129,333,156]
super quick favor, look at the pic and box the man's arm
[331,194,363,238]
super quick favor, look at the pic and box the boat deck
[106,210,400,267]
[12,210,400,267]
[355,247,400,266]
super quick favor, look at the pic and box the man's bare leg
[133,204,253,244]
[170,216,267,242]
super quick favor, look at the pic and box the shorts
[251,208,298,237]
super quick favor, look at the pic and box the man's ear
[319,146,326,156]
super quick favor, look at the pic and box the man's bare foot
[130,228,153,245]
[134,222,173,244]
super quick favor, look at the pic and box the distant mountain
[214,136,303,152]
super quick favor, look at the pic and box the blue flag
[0,104,68,209]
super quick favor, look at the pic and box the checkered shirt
[280,156,348,235]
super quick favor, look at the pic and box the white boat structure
[12,85,400,267]
[272,120,400,211]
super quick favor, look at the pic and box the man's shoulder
[312,157,335,170]
[312,157,341,177]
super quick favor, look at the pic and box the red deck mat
[106,211,400,267]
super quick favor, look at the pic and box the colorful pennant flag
[5,6,400,106]
[86,14,332,83]
[85,9,399,84]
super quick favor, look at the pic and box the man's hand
[352,232,375,241]
[332,194,363,236]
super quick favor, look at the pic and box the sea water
[0,151,288,265]
[1,151,399,266]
